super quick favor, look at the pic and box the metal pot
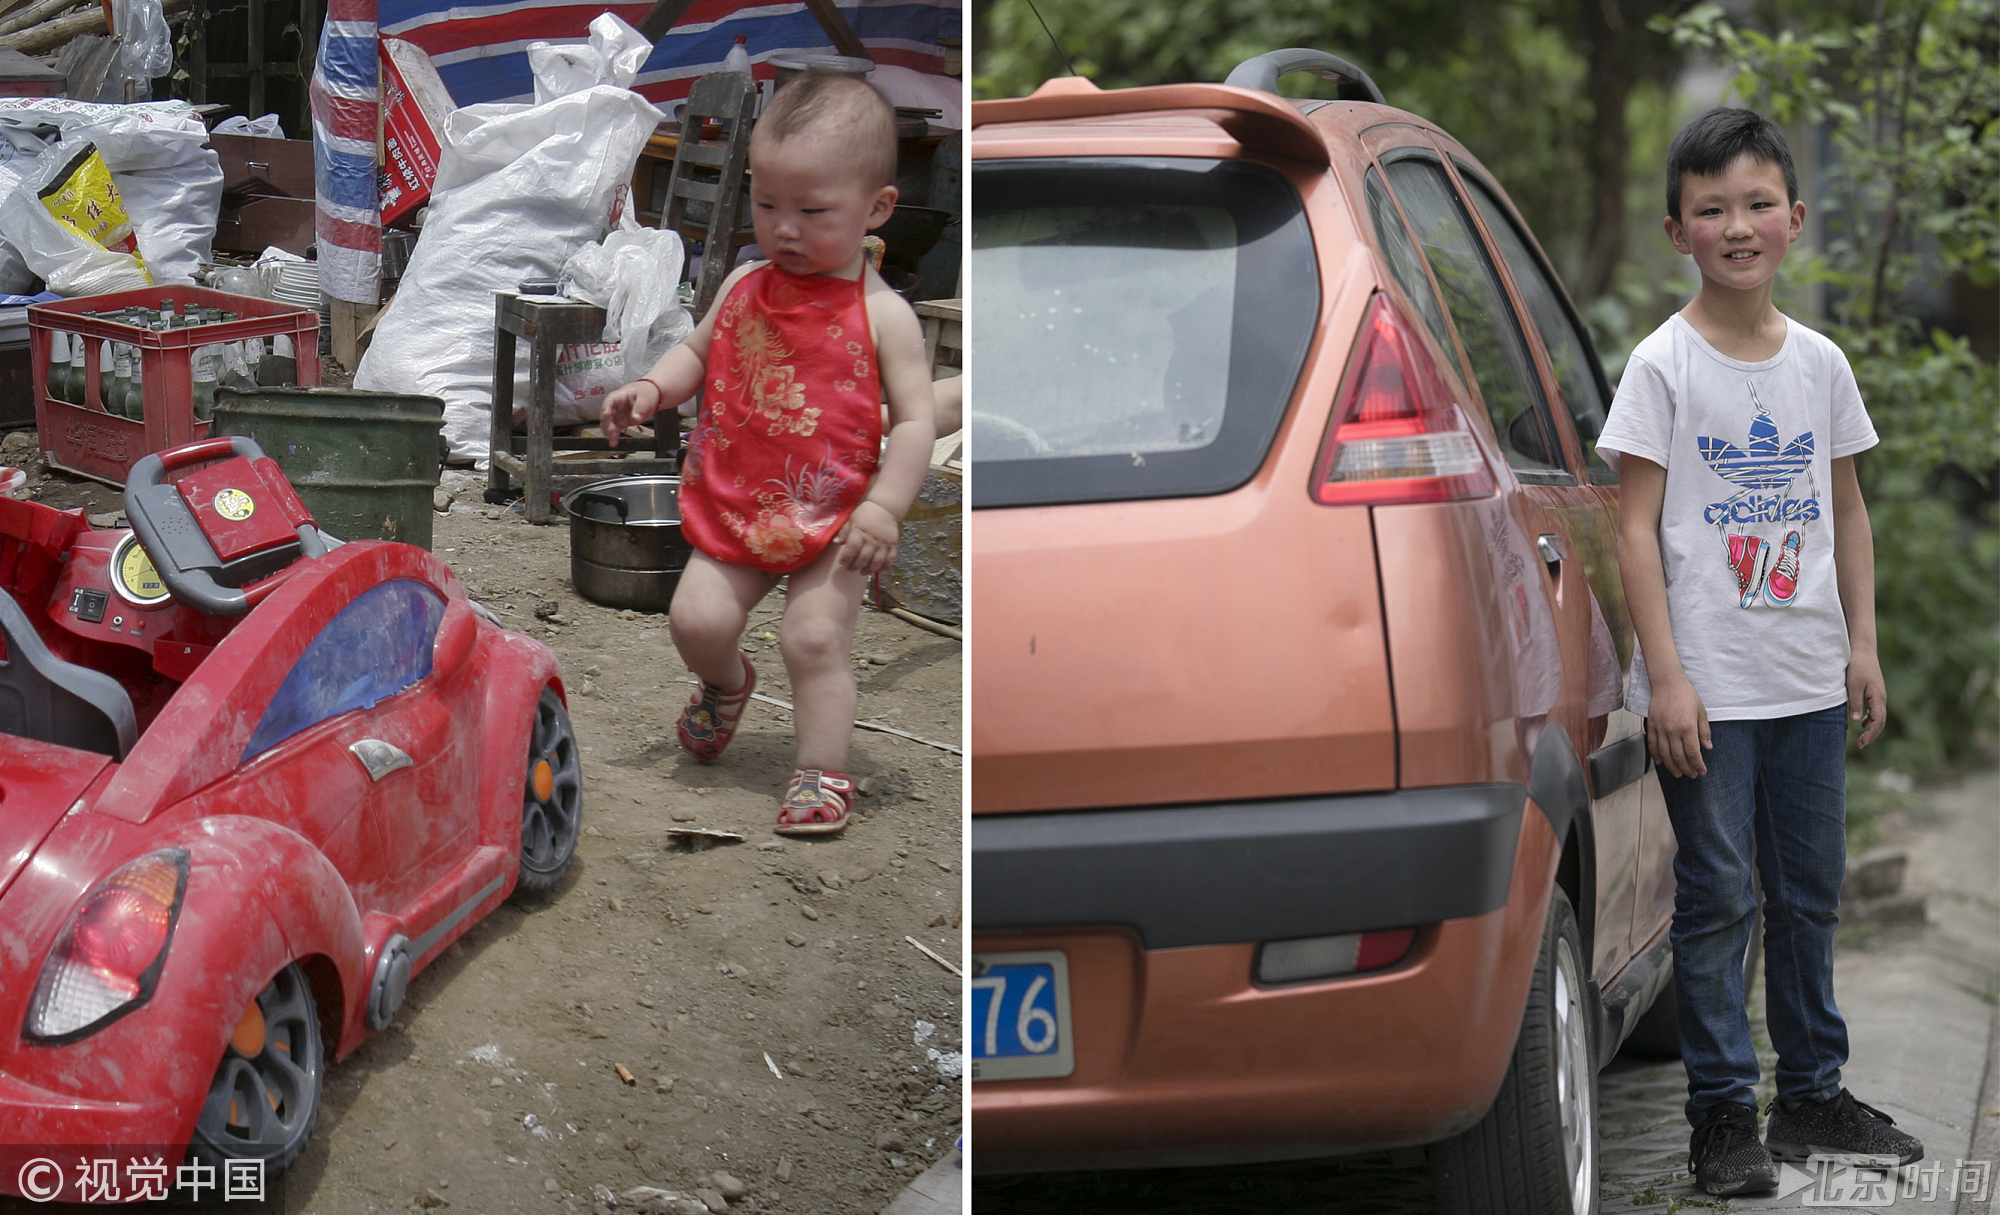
[769,54,874,92]
[563,476,692,613]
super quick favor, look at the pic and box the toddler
[601,70,936,835]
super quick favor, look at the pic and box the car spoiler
[971,76,1331,168]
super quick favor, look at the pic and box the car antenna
[1024,0,1079,78]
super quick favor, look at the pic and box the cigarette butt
[614,1063,636,1085]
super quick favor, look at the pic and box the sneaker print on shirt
[1700,383,1818,609]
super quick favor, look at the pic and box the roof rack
[1224,49,1384,105]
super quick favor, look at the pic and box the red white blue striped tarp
[310,0,380,304]
[381,0,957,108]
[314,0,957,304]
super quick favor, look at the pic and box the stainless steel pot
[563,476,692,613]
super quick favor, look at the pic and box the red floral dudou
[678,265,883,573]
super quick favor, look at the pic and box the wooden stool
[487,292,680,524]
[915,298,962,377]
[661,71,759,320]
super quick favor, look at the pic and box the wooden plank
[1,0,180,52]
[329,300,378,371]
[0,0,80,41]
[634,0,694,42]
[800,0,868,59]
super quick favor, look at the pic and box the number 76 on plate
[969,950,1075,1082]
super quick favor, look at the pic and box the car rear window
[969,158,1319,508]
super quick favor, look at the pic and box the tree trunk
[1578,0,1632,304]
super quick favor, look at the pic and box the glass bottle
[127,345,147,421]
[111,345,134,420]
[46,331,69,401]
[65,335,87,406]
[98,337,115,411]
[192,345,218,423]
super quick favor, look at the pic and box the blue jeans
[1655,704,1850,1123]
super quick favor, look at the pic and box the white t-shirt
[1596,313,1877,720]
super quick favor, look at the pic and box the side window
[1364,168,1462,380]
[1463,173,1618,483]
[1382,156,1569,480]
[245,580,446,760]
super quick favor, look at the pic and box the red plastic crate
[28,286,322,486]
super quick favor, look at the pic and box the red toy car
[0,436,579,1202]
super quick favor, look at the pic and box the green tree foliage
[972,0,1679,292]
[1660,0,1999,771]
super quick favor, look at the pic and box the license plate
[970,950,1074,1081]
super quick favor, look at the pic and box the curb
[1960,995,2000,1215]
[881,1147,963,1215]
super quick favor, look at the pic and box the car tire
[1433,887,1598,1215]
[188,961,324,1177]
[512,686,582,898]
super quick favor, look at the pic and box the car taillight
[1311,294,1495,506]
[24,848,188,1044]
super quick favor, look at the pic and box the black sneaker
[1689,1102,1780,1196]
[1766,1088,1924,1165]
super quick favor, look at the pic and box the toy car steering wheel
[125,436,327,617]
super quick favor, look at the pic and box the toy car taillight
[1311,295,1496,506]
[24,848,188,1044]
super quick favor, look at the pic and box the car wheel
[188,962,323,1176]
[1433,887,1598,1215]
[513,687,582,897]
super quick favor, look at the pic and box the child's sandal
[774,769,854,836]
[676,652,756,762]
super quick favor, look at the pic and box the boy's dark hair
[1665,107,1798,223]
[753,69,898,189]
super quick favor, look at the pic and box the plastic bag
[0,99,221,286]
[548,341,625,424]
[354,13,664,463]
[0,159,35,294]
[526,13,652,104]
[560,204,693,385]
[0,141,151,295]
[212,113,284,137]
[113,0,173,84]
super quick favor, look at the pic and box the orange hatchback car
[969,51,1680,1213]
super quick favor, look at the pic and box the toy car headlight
[24,848,189,1045]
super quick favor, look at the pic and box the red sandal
[676,652,756,762]
[774,769,854,836]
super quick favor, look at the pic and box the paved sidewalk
[1602,770,1999,1215]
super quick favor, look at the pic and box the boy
[1595,107,1922,1197]
[600,71,936,836]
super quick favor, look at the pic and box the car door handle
[350,738,415,782]
[1536,533,1566,579]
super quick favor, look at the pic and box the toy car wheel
[188,962,323,1175]
[1432,887,1598,1215]
[514,687,582,897]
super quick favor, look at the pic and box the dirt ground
[0,436,965,1215]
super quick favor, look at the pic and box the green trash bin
[213,386,446,550]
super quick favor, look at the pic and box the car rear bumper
[0,1071,189,1199]
[970,783,1543,1173]
[973,783,1525,948]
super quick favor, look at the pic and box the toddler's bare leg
[780,542,868,771]
[669,549,778,689]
